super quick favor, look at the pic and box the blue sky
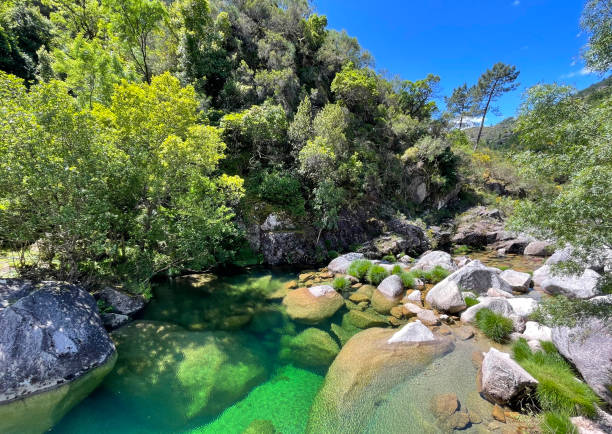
[314,0,604,125]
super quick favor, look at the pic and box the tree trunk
[459,113,463,129]
[474,90,494,151]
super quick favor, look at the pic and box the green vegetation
[428,266,451,283]
[530,295,612,329]
[541,412,577,434]
[399,272,416,289]
[347,260,373,281]
[512,339,601,419]
[464,296,479,307]
[391,264,403,275]
[475,308,513,343]
[332,277,351,292]
[366,264,389,286]
[382,254,396,263]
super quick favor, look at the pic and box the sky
[314,0,604,125]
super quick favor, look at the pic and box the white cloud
[570,59,577,66]
[561,67,595,79]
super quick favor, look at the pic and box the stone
[0,279,117,434]
[412,251,457,272]
[281,328,340,368]
[539,268,601,299]
[388,320,436,343]
[524,241,551,257]
[327,253,365,274]
[417,309,440,326]
[552,314,612,405]
[348,293,370,303]
[444,411,470,430]
[307,327,454,432]
[405,289,422,303]
[377,274,404,298]
[260,213,295,231]
[571,414,612,434]
[522,321,552,342]
[242,419,278,434]
[487,287,514,298]
[371,289,401,314]
[507,298,539,318]
[460,297,515,324]
[398,255,413,265]
[282,286,344,324]
[425,280,467,313]
[455,326,475,340]
[347,309,388,329]
[430,393,459,418]
[101,312,130,330]
[500,269,532,292]
[480,348,538,405]
[454,256,472,268]
[403,303,424,315]
[388,316,404,327]
[390,306,405,319]
[440,260,512,295]
[492,405,506,422]
[96,286,145,316]
[495,238,531,255]
[260,231,315,265]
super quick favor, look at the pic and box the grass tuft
[540,412,577,434]
[464,296,479,307]
[366,264,389,286]
[332,277,351,292]
[400,271,416,289]
[347,259,372,281]
[475,308,513,343]
[391,264,403,275]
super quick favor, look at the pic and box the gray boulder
[425,280,467,313]
[540,268,601,299]
[480,347,538,405]
[508,297,539,318]
[101,313,130,330]
[524,241,551,257]
[460,297,518,329]
[500,269,532,292]
[0,279,117,433]
[438,260,512,295]
[377,275,404,298]
[412,251,457,272]
[96,286,145,316]
[327,253,364,274]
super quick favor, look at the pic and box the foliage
[391,264,402,275]
[332,276,351,292]
[445,83,474,128]
[580,0,612,73]
[529,295,612,328]
[512,338,602,417]
[399,272,415,289]
[346,259,372,280]
[540,412,577,434]
[331,62,380,120]
[428,265,451,283]
[382,254,396,263]
[366,264,389,285]
[397,74,440,121]
[464,296,479,307]
[251,170,305,216]
[475,308,513,343]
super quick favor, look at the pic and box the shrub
[254,170,306,216]
[428,265,450,283]
[452,245,471,255]
[382,254,396,262]
[366,264,389,285]
[410,269,427,280]
[327,250,339,260]
[391,264,403,275]
[400,272,415,289]
[541,412,577,434]
[347,259,372,280]
[512,338,601,417]
[332,277,351,292]
[475,308,513,343]
[464,296,479,307]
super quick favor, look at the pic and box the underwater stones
[480,348,538,405]
[387,320,435,343]
[282,286,344,324]
[425,279,467,313]
[412,250,458,272]
[281,328,340,368]
[107,321,267,426]
[371,288,402,314]
[430,393,470,430]
[95,286,145,316]
[454,325,475,340]
[347,309,388,329]
[327,253,364,274]
[242,419,279,434]
[306,327,454,433]
[0,279,117,434]
[348,292,369,303]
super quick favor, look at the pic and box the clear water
[49,265,530,434]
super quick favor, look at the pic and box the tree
[43,0,104,40]
[581,0,612,73]
[472,62,520,149]
[445,83,473,129]
[397,74,440,121]
[331,62,380,121]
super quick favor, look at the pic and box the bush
[382,254,396,262]
[541,412,577,434]
[366,264,389,285]
[475,308,513,343]
[428,265,450,283]
[254,170,306,216]
[464,296,479,307]
[400,272,415,289]
[327,250,339,260]
[332,276,351,292]
[410,269,427,280]
[347,259,372,280]
[391,264,403,275]
[512,338,601,417]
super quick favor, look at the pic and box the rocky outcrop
[499,269,532,292]
[425,280,466,313]
[260,231,315,266]
[412,250,457,272]
[480,348,538,405]
[282,286,344,324]
[452,207,504,248]
[540,268,601,299]
[358,232,427,259]
[0,279,117,434]
[95,286,145,316]
[327,253,364,274]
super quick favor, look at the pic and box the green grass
[391,264,403,275]
[452,245,472,255]
[347,259,372,281]
[332,277,351,292]
[428,265,450,283]
[366,264,389,286]
[464,296,479,307]
[512,338,602,418]
[382,254,396,262]
[475,308,513,343]
[540,412,577,434]
[399,271,415,289]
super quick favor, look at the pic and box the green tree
[397,74,440,121]
[331,62,379,121]
[445,83,473,129]
[581,0,612,73]
[288,95,313,154]
[472,62,520,149]
[43,0,104,40]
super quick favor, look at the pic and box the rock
[404,303,424,315]
[389,306,405,319]
[412,251,457,272]
[500,269,532,292]
[377,274,404,298]
[281,328,340,368]
[242,419,278,434]
[282,286,344,324]
[307,327,454,432]
[430,393,459,418]
[260,231,315,265]
[440,260,512,295]
[387,320,435,343]
[522,321,552,342]
[480,348,538,405]
[444,412,470,430]
[492,405,506,423]
[371,289,401,314]
[96,286,145,316]
[454,256,472,268]
[0,279,117,434]
[507,298,539,318]
[460,297,524,331]
[452,207,504,248]
[398,255,413,265]
[327,253,365,274]
[107,321,267,426]
[524,241,551,257]
[101,312,130,330]
[417,309,440,326]
[552,315,612,405]
[454,326,475,340]
[487,287,514,298]
[540,268,601,299]
[425,280,467,313]
[405,290,422,303]
[347,309,388,329]
[495,238,531,255]
[359,230,428,259]
[348,292,370,303]
[260,213,295,231]
[386,218,430,254]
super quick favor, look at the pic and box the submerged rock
[280,328,340,368]
[480,348,538,405]
[282,286,344,324]
[347,309,388,329]
[0,279,116,434]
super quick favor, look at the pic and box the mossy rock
[332,320,361,346]
[371,289,402,315]
[356,284,376,298]
[348,292,370,303]
[107,321,268,428]
[347,309,388,329]
[280,328,340,368]
[242,419,278,434]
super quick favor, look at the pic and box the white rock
[405,290,422,302]
[508,298,539,318]
[327,253,364,274]
[480,348,538,405]
[522,321,552,342]
[377,275,404,298]
[425,280,467,313]
[460,297,514,324]
[487,288,514,298]
[500,269,532,292]
[541,268,601,299]
[404,303,424,315]
[437,260,512,295]
[417,309,440,326]
[412,251,457,272]
[387,320,435,344]
[308,285,336,297]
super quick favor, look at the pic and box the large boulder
[425,280,466,313]
[480,348,538,405]
[412,251,457,272]
[452,207,504,248]
[280,328,340,368]
[460,297,520,330]
[107,321,267,427]
[282,286,344,324]
[438,260,512,295]
[307,326,454,433]
[524,241,551,257]
[552,311,612,405]
[359,226,428,259]
[540,268,601,299]
[95,286,145,316]
[508,297,539,318]
[386,218,430,254]
[500,269,532,292]
[327,253,364,274]
[0,279,117,434]
[260,231,315,265]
